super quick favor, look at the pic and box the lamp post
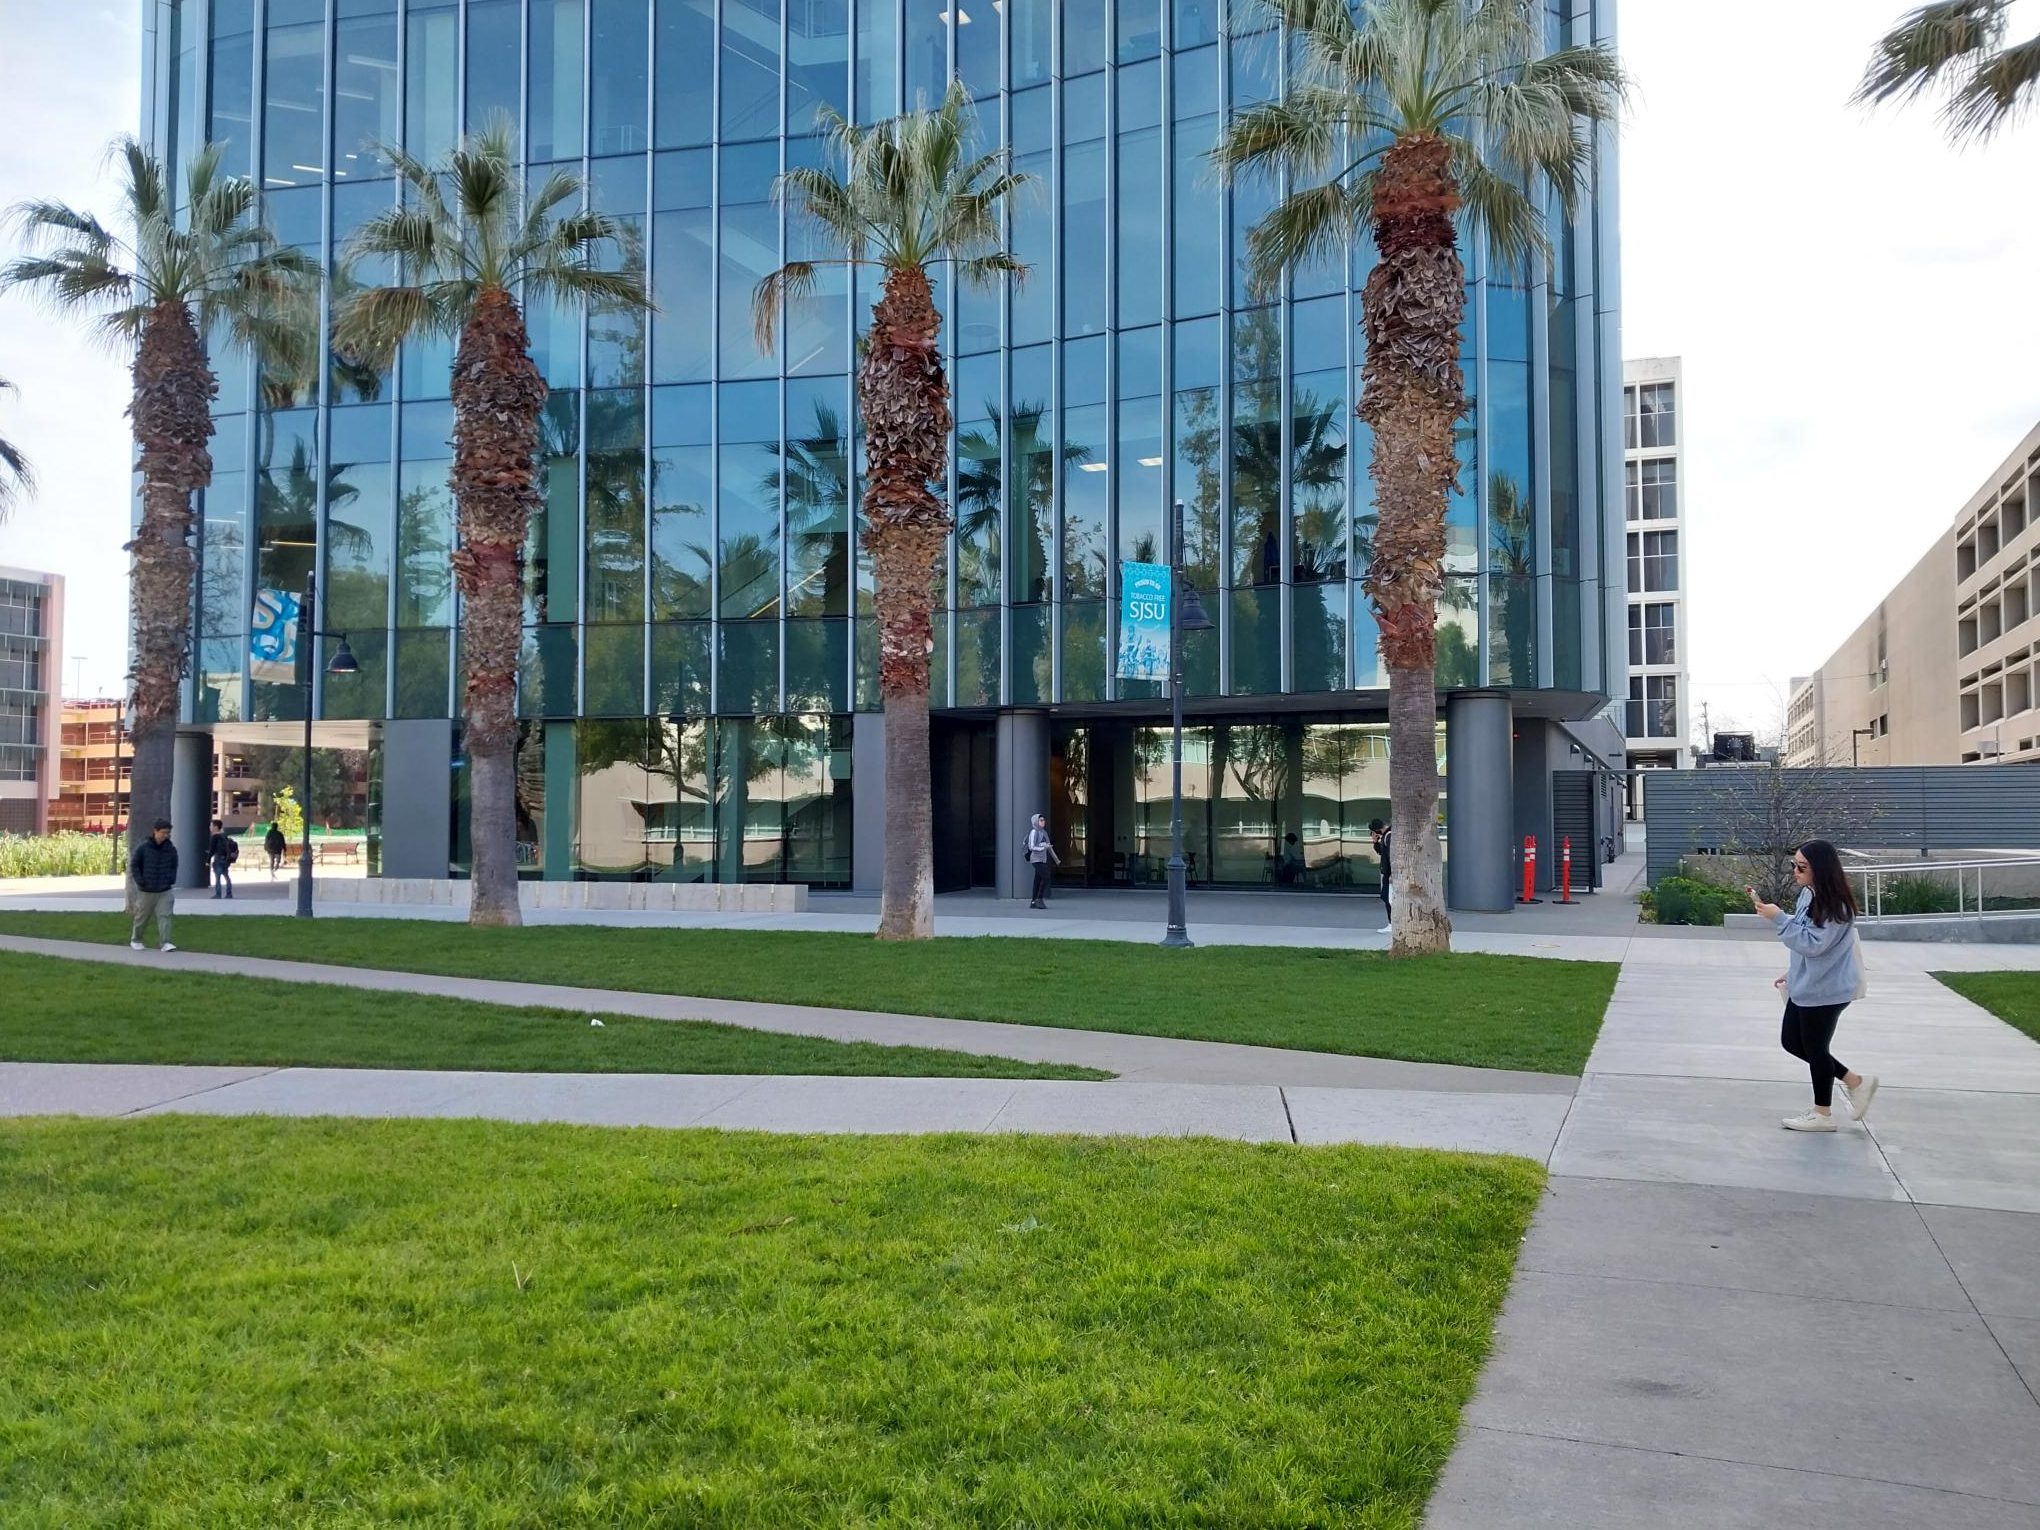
[1163,499,1214,948]
[108,702,126,875]
[296,570,359,919]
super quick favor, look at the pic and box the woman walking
[1748,839,1878,1132]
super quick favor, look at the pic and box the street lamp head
[326,635,360,675]
[1178,582,1214,633]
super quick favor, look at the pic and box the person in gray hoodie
[1748,838,1878,1132]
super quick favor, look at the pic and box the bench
[314,842,363,865]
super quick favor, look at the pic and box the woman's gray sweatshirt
[1770,887,1861,1006]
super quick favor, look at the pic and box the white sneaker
[1377,925,1392,934]
[1842,1075,1880,1122]
[1781,1110,1836,1132]
[160,943,177,953]
[129,940,143,951]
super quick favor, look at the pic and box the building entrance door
[930,719,997,893]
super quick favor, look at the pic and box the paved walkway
[1427,933,2040,1527]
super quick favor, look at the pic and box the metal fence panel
[1643,765,2040,883]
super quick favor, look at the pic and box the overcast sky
[2,0,2038,726]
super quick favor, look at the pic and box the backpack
[225,837,240,865]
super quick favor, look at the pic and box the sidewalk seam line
[1907,1203,2040,1412]
[116,1066,286,1118]
[1459,1424,2040,1508]
[1279,1087,1297,1144]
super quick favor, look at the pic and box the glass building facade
[144,0,1626,903]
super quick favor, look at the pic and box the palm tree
[1858,1,2040,141]
[1214,0,1623,955]
[0,376,32,520]
[332,120,651,927]
[753,80,1029,940]
[2,139,313,856]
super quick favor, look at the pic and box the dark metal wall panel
[1643,765,2040,881]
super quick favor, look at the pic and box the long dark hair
[1799,839,1857,927]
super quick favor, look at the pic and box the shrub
[1875,874,1960,916]
[0,832,119,879]
[1648,875,1742,927]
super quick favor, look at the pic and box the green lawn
[1934,971,2040,1045]
[0,913,1617,1074]
[0,1116,1541,1528]
[0,951,1104,1079]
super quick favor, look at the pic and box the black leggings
[1781,1001,1851,1107]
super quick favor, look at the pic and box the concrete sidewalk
[1427,932,2040,1527]
[0,1062,1577,1160]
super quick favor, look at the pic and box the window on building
[1626,674,1679,739]
[1627,530,1678,593]
[1626,456,1676,521]
[1637,382,1676,448]
[1628,602,1676,667]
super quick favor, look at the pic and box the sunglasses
[1792,860,1810,872]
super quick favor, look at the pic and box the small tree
[1699,762,1886,905]
[271,786,305,845]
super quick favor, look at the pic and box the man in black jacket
[130,819,179,952]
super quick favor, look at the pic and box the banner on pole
[1115,560,1171,682]
[249,587,302,686]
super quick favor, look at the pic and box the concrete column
[171,731,213,889]
[543,719,576,879]
[851,711,887,893]
[996,709,1050,900]
[1446,691,1515,912]
[379,720,453,879]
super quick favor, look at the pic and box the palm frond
[1245,179,1359,293]
[331,283,441,363]
[1455,155,1546,277]
[751,261,819,352]
[1856,0,2008,105]
[1943,30,2040,138]
[956,251,1026,291]
[527,262,655,316]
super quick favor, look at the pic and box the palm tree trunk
[451,286,547,927]
[859,264,952,940]
[126,299,215,869]
[1359,135,1464,958]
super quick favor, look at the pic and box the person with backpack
[1024,812,1060,909]
[1748,838,1878,1132]
[264,820,287,876]
[208,818,239,899]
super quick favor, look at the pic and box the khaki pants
[132,889,175,947]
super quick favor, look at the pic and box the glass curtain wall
[176,0,1613,879]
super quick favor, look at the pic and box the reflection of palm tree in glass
[257,439,375,622]
[1488,471,1534,684]
[762,400,849,616]
[955,399,1084,607]
[716,532,781,622]
[395,483,453,624]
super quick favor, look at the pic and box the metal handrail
[1853,854,2040,919]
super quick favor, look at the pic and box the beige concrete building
[1784,420,2040,768]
